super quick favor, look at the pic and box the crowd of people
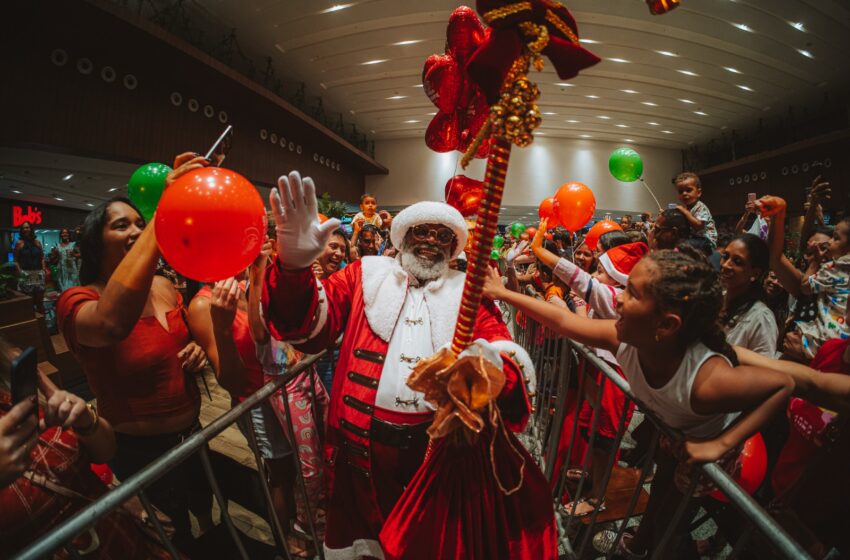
[0,152,848,559]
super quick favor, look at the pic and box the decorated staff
[380,2,599,558]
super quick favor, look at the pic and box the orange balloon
[318,213,329,223]
[525,227,538,239]
[554,182,596,232]
[584,220,622,251]
[538,197,560,229]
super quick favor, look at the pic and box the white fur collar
[360,255,465,348]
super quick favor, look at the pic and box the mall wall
[366,137,682,214]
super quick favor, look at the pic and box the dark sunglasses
[411,224,456,246]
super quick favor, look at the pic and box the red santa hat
[598,242,649,286]
[390,201,468,259]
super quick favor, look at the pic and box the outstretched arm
[483,266,619,353]
[760,196,803,298]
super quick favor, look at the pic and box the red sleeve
[262,258,358,354]
[56,287,99,354]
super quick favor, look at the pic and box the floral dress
[56,242,80,292]
[799,254,850,358]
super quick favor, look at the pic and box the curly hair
[719,234,769,329]
[644,246,737,364]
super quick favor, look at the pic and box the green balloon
[493,235,505,249]
[608,147,643,182]
[509,222,526,237]
[128,162,172,221]
[490,249,501,260]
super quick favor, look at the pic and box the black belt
[369,416,429,449]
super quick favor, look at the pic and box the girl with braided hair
[484,246,793,559]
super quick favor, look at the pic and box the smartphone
[747,193,756,202]
[11,347,37,413]
[204,125,233,165]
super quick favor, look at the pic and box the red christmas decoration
[646,0,680,15]
[423,6,491,158]
[444,174,485,217]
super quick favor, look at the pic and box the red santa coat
[263,255,536,559]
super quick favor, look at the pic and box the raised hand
[210,277,240,328]
[755,195,786,217]
[269,171,341,269]
[166,152,208,188]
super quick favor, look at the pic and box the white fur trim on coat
[286,276,329,345]
[324,538,385,560]
[488,339,536,396]
[390,201,468,259]
[361,255,465,349]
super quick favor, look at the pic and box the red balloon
[525,227,538,239]
[710,433,768,503]
[155,167,266,282]
[544,232,554,241]
[538,197,561,229]
[423,54,462,115]
[446,6,486,63]
[445,174,485,218]
[554,182,596,232]
[425,111,461,152]
[584,220,623,251]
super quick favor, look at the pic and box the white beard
[399,242,449,284]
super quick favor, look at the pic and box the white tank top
[616,342,740,440]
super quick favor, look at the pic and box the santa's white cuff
[459,338,504,370]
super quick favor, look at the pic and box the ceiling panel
[189,0,850,149]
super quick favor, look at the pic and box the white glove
[458,338,504,370]
[270,171,341,270]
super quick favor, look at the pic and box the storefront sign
[12,205,43,227]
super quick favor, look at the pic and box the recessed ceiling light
[797,48,814,59]
[677,69,699,77]
[320,4,352,14]
[694,111,708,116]
[656,50,678,57]
[386,95,406,100]
[411,84,423,88]
[63,174,74,181]
[393,39,422,46]
[579,134,593,138]
[108,187,119,192]
[608,58,630,63]
[54,197,64,201]
[624,139,634,143]
[732,23,753,32]
[597,115,611,120]
[621,89,639,94]
[566,119,580,123]
[554,82,575,88]
[426,111,437,115]
[615,124,629,128]
[647,122,660,126]
[579,38,599,44]
[661,130,674,134]
[789,21,805,32]
[404,119,420,123]
[86,203,94,207]
[586,95,599,99]
[543,112,557,115]
[11,189,22,194]
[537,132,545,135]
[678,99,695,104]
[736,84,754,92]
[724,66,742,74]
[641,101,658,107]
[361,59,387,65]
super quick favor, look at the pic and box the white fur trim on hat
[390,201,468,259]
[599,252,628,286]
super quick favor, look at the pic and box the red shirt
[194,286,264,401]
[772,338,850,496]
[57,287,200,426]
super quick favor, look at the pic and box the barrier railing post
[198,446,250,560]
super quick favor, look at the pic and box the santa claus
[262,171,536,559]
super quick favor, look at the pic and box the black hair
[552,230,571,245]
[360,193,376,204]
[810,225,834,238]
[79,196,145,285]
[359,223,380,237]
[331,228,351,262]
[645,246,737,364]
[719,234,769,329]
[18,220,34,237]
[598,230,630,252]
[658,208,692,238]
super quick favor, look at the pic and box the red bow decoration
[467,0,601,103]
[646,0,680,15]
[423,6,492,158]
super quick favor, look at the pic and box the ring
[65,397,72,405]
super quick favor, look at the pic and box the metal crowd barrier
[13,350,329,560]
[514,313,812,560]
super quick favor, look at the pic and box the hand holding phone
[204,125,233,167]
[11,347,37,409]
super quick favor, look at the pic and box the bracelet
[75,403,99,436]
